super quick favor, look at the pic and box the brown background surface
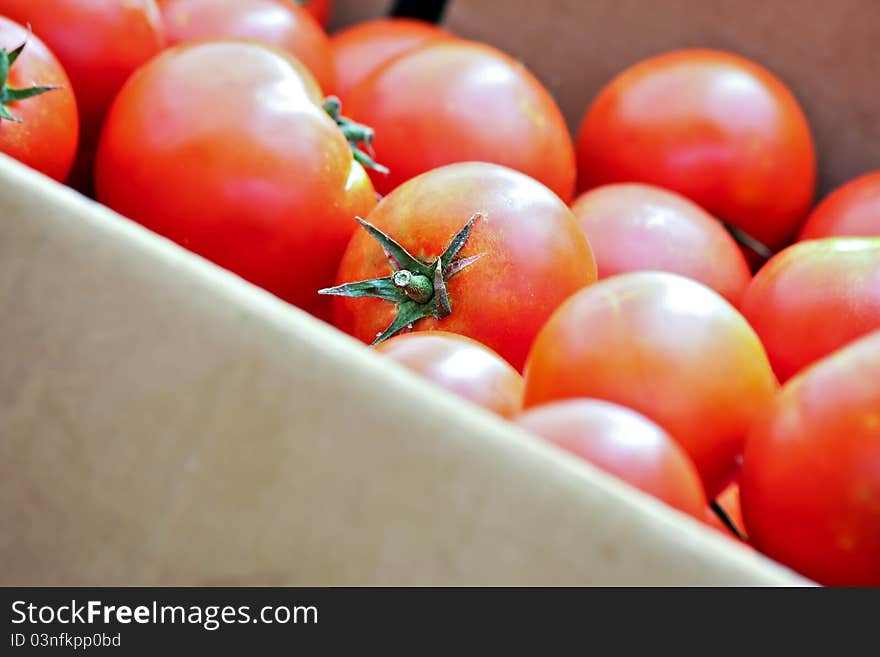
[440,0,879,196]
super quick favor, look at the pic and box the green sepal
[0,39,59,123]
[7,42,25,67]
[354,216,430,275]
[318,213,486,344]
[318,275,411,305]
[5,85,57,102]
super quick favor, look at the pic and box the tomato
[346,40,576,201]
[577,49,816,253]
[329,18,446,101]
[523,272,778,497]
[0,0,164,190]
[704,482,748,541]
[158,0,334,92]
[299,0,331,27]
[741,238,880,382]
[0,17,78,181]
[516,399,707,518]
[375,331,523,418]
[323,162,596,371]
[95,41,376,319]
[740,330,880,586]
[571,183,752,305]
[799,171,880,240]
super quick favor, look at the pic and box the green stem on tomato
[0,39,58,122]
[318,213,487,344]
[322,95,390,175]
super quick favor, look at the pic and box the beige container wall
[0,155,807,585]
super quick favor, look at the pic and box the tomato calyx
[0,38,58,123]
[322,95,389,175]
[319,213,486,344]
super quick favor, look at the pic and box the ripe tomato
[740,330,880,586]
[375,332,524,418]
[577,49,816,252]
[158,0,334,92]
[571,183,752,306]
[324,162,597,371]
[346,40,576,201]
[299,0,331,27]
[329,18,446,101]
[516,399,707,518]
[523,272,778,497]
[95,41,376,319]
[0,0,164,190]
[0,17,78,181]
[799,171,880,240]
[741,238,880,382]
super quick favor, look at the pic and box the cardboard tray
[0,0,823,585]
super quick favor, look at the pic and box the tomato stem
[322,95,389,175]
[0,37,58,123]
[318,213,486,344]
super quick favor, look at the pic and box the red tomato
[741,330,880,586]
[516,399,707,518]
[523,272,778,497]
[571,183,752,306]
[0,17,78,181]
[741,238,880,382]
[346,40,576,201]
[375,332,524,418]
[325,162,597,371]
[799,171,880,240]
[704,482,748,541]
[159,0,333,92]
[577,49,816,252]
[0,0,164,190]
[95,41,376,319]
[300,0,331,27]
[329,18,446,100]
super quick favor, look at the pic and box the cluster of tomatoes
[1,1,878,587]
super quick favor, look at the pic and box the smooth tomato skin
[331,162,597,371]
[523,272,778,497]
[516,399,707,518]
[346,40,576,201]
[0,0,164,188]
[577,49,816,250]
[375,331,524,419]
[741,238,880,382]
[159,0,334,92]
[799,171,880,240]
[0,17,78,181]
[302,0,331,27]
[95,41,376,317]
[571,183,752,306]
[740,330,880,586]
[329,18,446,100]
